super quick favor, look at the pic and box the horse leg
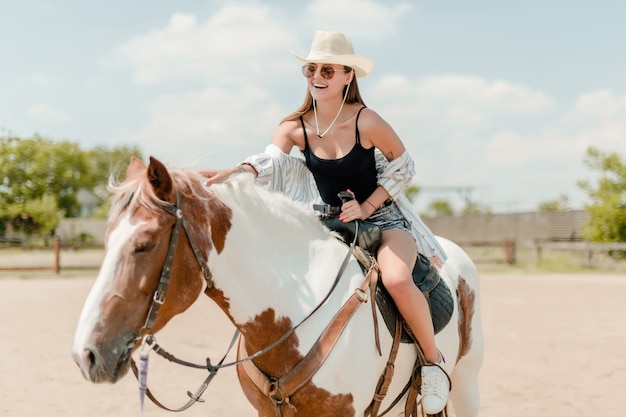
[448,359,481,417]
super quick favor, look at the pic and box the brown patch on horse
[204,286,233,322]
[236,308,355,417]
[456,276,475,362]
[206,195,231,254]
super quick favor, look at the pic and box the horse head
[72,156,231,383]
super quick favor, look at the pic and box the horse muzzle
[72,334,137,383]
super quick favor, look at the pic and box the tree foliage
[404,184,420,202]
[425,200,455,217]
[578,147,626,242]
[6,194,64,236]
[538,194,569,212]
[0,134,142,236]
[461,201,491,216]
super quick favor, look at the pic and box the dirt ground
[0,270,624,416]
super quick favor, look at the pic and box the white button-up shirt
[242,144,447,262]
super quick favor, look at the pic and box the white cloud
[414,75,555,113]
[111,4,293,84]
[122,84,283,167]
[306,0,413,39]
[557,90,626,153]
[574,89,626,119]
[28,103,72,123]
[484,131,555,167]
[366,73,626,211]
[369,74,557,151]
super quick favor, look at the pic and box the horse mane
[107,167,327,240]
[107,167,208,223]
[209,173,329,238]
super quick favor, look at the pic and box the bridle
[131,183,357,412]
[139,186,213,336]
[130,185,219,412]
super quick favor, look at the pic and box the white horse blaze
[72,215,143,355]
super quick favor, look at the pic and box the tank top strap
[299,116,310,148]
[355,106,367,144]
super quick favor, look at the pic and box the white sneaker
[421,363,450,415]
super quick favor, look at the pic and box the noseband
[141,186,213,335]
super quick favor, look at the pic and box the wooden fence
[2,210,625,270]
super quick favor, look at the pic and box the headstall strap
[132,184,226,412]
[141,186,215,335]
[141,190,184,334]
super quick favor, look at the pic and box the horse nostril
[76,348,98,380]
[87,349,96,371]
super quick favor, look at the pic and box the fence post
[54,237,61,275]
[584,243,593,268]
[503,239,516,265]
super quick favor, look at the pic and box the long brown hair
[281,67,366,123]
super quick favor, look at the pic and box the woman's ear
[346,69,354,85]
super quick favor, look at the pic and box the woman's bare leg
[377,229,439,362]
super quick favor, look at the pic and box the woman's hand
[338,190,375,222]
[199,167,238,186]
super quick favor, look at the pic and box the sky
[1,0,626,213]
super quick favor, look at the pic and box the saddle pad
[376,255,454,342]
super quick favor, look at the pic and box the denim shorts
[366,200,412,233]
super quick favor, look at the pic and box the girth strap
[238,259,380,416]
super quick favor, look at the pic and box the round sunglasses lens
[302,65,315,78]
[320,65,335,79]
[301,64,336,79]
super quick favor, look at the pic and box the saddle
[321,216,454,337]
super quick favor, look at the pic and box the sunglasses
[301,64,351,80]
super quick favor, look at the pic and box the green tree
[0,135,144,233]
[426,200,455,217]
[87,145,143,201]
[461,201,492,215]
[6,194,64,236]
[404,184,420,203]
[578,147,626,242]
[538,194,569,212]
[0,135,93,217]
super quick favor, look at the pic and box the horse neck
[205,180,352,338]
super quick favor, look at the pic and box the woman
[203,31,449,414]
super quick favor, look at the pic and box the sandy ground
[0,270,624,417]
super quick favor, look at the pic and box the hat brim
[290,51,373,78]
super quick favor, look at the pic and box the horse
[71,156,484,417]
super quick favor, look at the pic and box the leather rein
[130,185,374,413]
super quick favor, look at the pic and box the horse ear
[147,156,175,203]
[125,157,146,180]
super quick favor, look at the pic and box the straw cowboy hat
[291,31,374,78]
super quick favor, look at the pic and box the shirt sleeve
[376,149,416,199]
[241,144,321,207]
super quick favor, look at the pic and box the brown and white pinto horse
[72,157,483,417]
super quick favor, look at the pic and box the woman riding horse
[202,30,450,414]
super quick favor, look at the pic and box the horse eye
[134,241,156,253]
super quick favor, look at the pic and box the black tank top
[302,107,378,207]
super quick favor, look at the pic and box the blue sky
[2,0,625,213]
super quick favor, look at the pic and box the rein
[131,184,358,412]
